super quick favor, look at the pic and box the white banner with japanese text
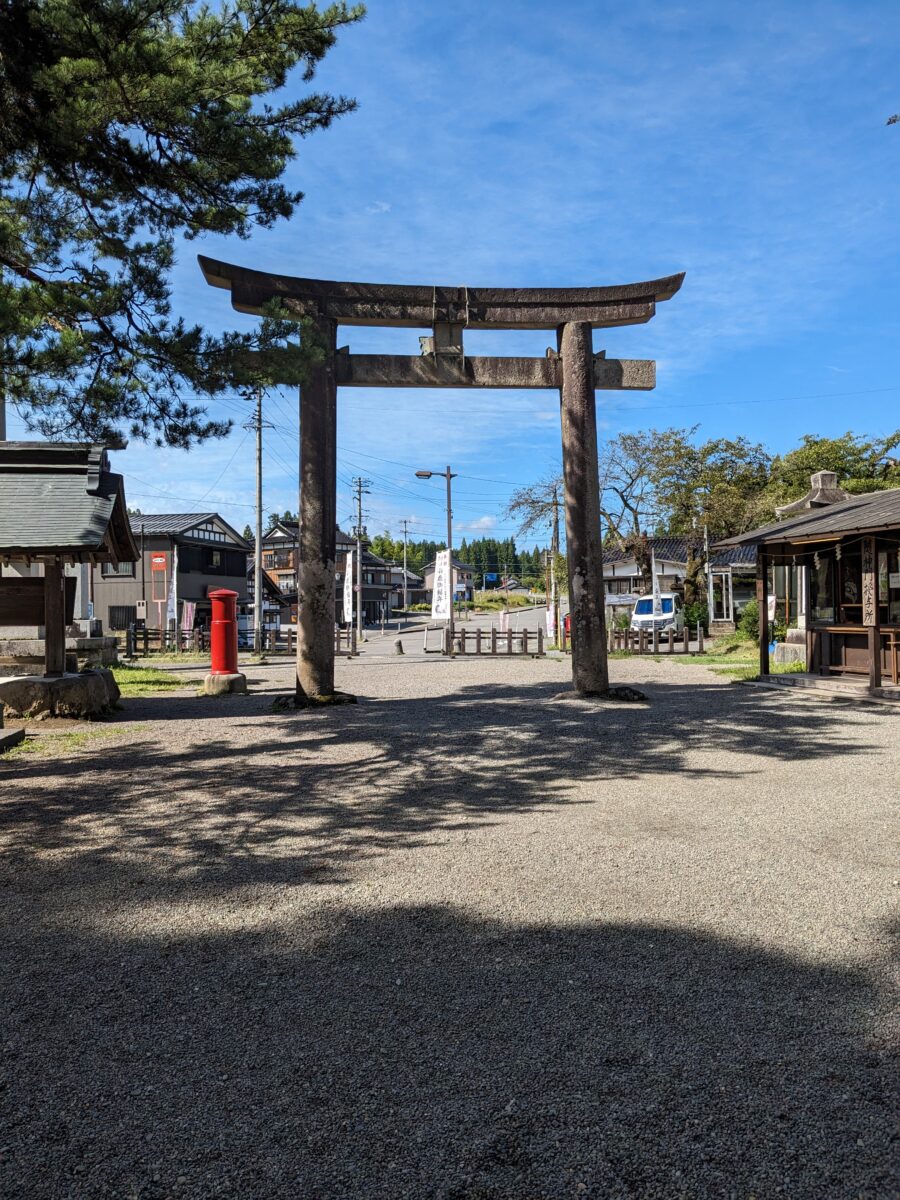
[432,549,451,620]
[343,551,354,624]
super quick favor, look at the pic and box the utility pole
[352,477,371,639]
[244,387,271,654]
[400,518,410,615]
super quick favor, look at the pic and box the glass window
[879,542,900,624]
[809,555,835,623]
[634,599,653,614]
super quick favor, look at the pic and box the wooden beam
[336,355,558,389]
[43,563,66,677]
[334,355,655,390]
[198,256,684,331]
[593,357,656,390]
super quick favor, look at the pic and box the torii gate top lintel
[198,255,684,331]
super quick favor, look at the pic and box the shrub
[683,601,709,634]
[738,597,759,643]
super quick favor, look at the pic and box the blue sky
[12,0,900,543]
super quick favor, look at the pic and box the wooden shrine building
[0,443,137,676]
[719,486,900,695]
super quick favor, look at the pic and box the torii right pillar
[559,321,608,695]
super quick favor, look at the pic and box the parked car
[630,592,684,634]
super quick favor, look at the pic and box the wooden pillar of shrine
[43,561,66,677]
[757,548,769,677]
[862,535,880,693]
[559,321,609,696]
[296,318,340,703]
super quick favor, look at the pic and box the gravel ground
[1,655,897,1199]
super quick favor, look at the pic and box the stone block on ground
[774,643,806,666]
[53,672,111,718]
[0,671,119,719]
[94,667,121,706]
[202,672,248,696]
[0,727,25,751]
[0,675,54,719]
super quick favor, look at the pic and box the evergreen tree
[0,0,363,446]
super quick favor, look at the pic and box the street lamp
[415,465,456,653]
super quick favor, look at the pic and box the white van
[630,592,684,635]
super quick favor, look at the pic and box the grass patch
[472,594,535,611]
[712,661,807,681]
[112,665,200,697]
[2,723,149,759]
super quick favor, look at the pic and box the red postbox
[209,588,239,676]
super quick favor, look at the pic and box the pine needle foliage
[0,0,363,446]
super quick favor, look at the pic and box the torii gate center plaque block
[199,257,684,702]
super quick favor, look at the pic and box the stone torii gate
[199,257,683,702]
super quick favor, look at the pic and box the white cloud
[460,515,497,533]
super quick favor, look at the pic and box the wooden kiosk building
[720,486,900,696]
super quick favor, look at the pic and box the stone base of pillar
[201,672,248,696]
[552,684,648,703]
[281,689,357,710]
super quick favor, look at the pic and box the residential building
[422,558,476,602]
[340,546,394,624]
[388,566,427,609]
[260,519,300,592]
[261,521,393,623]
[91,513,250,632]
[601,536,757,632]
[242,561,290,643]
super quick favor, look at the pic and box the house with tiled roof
[601,535,758,631]
[90,512,250,633]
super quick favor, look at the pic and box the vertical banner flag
[652,549,662,617]
[166,570,177,625]
[767,593,777,623]
[181,600,196,632]
[545,608,556,638]
[343,550,354,625]
[432,549,451,620]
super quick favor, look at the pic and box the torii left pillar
[559,322,609,695]
[295,317,347,704]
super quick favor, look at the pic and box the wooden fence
[608,624,705,655]
[446,626,545,656]
[119,626,361,657]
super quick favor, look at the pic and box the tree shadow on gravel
[1,903,896,1199]
[0,678,891,889]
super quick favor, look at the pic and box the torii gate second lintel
[197,256,684,702]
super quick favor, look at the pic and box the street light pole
[416,464,456,655]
